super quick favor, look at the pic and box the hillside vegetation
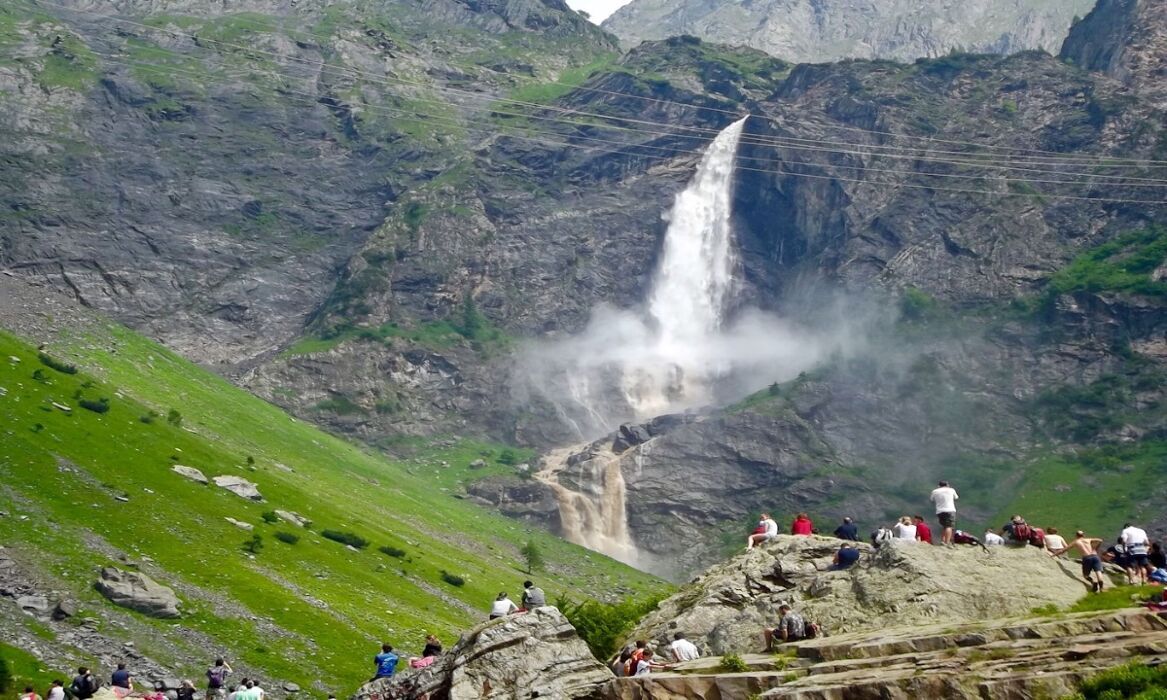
[0,318,665,691]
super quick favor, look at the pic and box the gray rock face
[212,476,263,501]
[603,0,1096,62]
[353,607,611,700]
[171,465,209,485]
[628,534,1090,655]
[94,567,181,618]
[1060,0,1167,106]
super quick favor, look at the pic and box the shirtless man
[1066,531,1106,593]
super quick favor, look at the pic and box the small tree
[0,654,12,693]
[520,540,544,574]
[243,534,263,554]
[274,531,299,545]
[167,409,183,427]
[261,510,280,524]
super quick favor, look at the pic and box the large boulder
[171,465,209,485]
[94,567,181,618]
[212,475,263,501]
[352,607,611,700]
[629,535,1091,655]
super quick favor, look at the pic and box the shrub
[38,352,77,374]
[440,570,465,587]
[0,655,11,693]
[321,529,369,549]
[274,531,299,545]
[498,449,518,466]
[79,398,110,413]
[261,510,280,524]
[555,593,665,660]
[139,412,157,424]
[379,545,406,558]
[32,369,49,383]
[1074,662,1167,699]
[243,534,263,554]
[719,652,749,673]
[167,409,182,427]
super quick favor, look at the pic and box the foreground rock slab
[353,607,610,700]
[212,475,263,501]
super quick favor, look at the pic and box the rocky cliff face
[603,0,1096,62]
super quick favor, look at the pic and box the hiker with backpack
[206,658,232,700]
[1003,515,1042,547]
[763,604,806,650]
[69,668,99,700]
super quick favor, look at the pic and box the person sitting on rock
[871,526,894,549]
[763,604,806,651]
[669,632,700,662]
[632,648,670,675]
[20,686,41,700]
[791,512,814,536]
[69,668,98,700]
[1003,515,1032,545]
[176,680,197,700]
[623,640,649,675]
[489,592,519,619]
[913,515,933,544]
[110,664,133,693]
[833,517,858,541]
[831,543,860,570]
[409,634,444,668]
[373,643,399,680]
[892,516,916,541]
[46,680,65,700]
[1043,527,1069,556]
[747,513,779,549]
[521,580,546,610]
[611,649,633,677]
[1151,542,1167,570]
[983,528,1005,546]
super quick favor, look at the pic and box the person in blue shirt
[832,543,861,570]
[373,644,399,680]
[833,517,858,541]
[110,664,133,691]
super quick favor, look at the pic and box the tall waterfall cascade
[535,118,750,565]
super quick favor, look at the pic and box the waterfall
[533,118,749,565]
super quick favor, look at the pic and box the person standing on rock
[913,516,933,545]
[205,658,232,700]
[521,580,546,609]
[1121,522,1151,585]
[747,513,779,549]
[110,664,133,693]
[373,643,400,679]
[929,481,958,545]
[669,633,700,662]
[1067,531,1107,593]
[833,517,858,541]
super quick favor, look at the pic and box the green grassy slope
[0,324,666,691]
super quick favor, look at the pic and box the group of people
[18,659,259,700]
[608,633,702,677]
[747,481,1162,594]
[487,580,546,619]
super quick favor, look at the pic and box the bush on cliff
[1071,661,1167,699]
[555,593,663,660]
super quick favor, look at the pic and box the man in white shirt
[983,529,1005,546]
[747,513,779,550]
[1121,522,1150,584]
[929,481,959,545]
[669,633,700,662]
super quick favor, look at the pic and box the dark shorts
[1131,553,1150,568]
[1082,554,1103,575]
[937,512,956,528]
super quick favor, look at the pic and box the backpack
[1011,522,1032,543]
[208,667,229,688]
[804,621,822,639]
[1028,528,1045,548]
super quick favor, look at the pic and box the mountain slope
[602,0,1096,63]
[0,276,664,690]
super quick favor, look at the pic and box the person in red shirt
[791,513,814,536]
[913,515,933,544]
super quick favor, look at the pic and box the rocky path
[605,607,1167,699]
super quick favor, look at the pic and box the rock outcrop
[212,476,263,501]
[1060,0,1167,106]
[603,0,1095,62]
[171,465,209,485]
[94,567,181,619]
[628,535,1091,654]
[352,607,611,700]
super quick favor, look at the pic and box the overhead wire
[64,48,1167,205]
[41,0,1167,169]
[27,0,1167,174]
